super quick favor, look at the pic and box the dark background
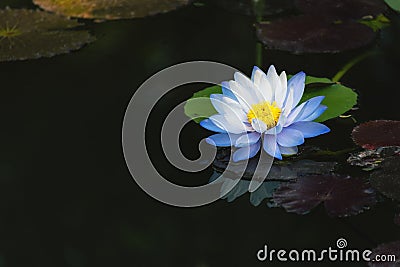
[0,0,399,266]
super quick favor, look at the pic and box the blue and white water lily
[200,65,330,161]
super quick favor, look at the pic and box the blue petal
[235,132,261,147]
[263,134,282,160]
[288,121,330,138]
[287,71,306,108]
[233,141,261,162]
[206,133,240,147]
[303,105,328,121]
[294,96,325,122]
[221,81,237,101]
[277,128,305,147]
[278,145,298,155]
[200,119,226,133]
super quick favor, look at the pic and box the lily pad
[256,15,376,54]
[347,146,400,171]
[295,0,387,20]
[368,241,400,267]
[34,0,189,20]
[370,156,400,201]
[185,77,357,123]
[385,0,400,13]
[272,175,377,217]
[0,8,95,61]
[352,120,400,150]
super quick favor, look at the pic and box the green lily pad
[33,0,189,20]
[0,8,95,62]
[385,0,400,13]
[184,85,221,123]
[184,77,357,123]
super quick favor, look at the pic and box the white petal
[259,75,273,103]
[210,94,247,122]
[251,118,267,133]
[228,81,257,112]
[266,65,281,103]
[275,71,288,108]
[209,114,250,134]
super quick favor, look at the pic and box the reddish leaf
[352,120,400,150]
[273,175,377,217]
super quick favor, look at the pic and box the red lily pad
[295,0,387,20]
[368,241,400,267]
[352,120,400,150]
[272,175,377,217]
[370,156,400,201]
[256,15,376,54]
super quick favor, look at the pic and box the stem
[255,42,263,67]
[332,51,376,82]
[253,0,265,66]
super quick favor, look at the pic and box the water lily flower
[200,65,330,161]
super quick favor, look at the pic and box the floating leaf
[370,156,400,201]
[300,83,358,122]
[256,15,376,54]
[385,0,400,13]
[273,175,377,217]
[295,0,387,20]
[368,241,400,267]
[347,146,400,171]
[184,85,221,123]
[34,0,189,20]
[0,9,95,61]
[352,120,400,150]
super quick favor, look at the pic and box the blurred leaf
[385,0,400,13]
[273,175,377,217]
[256,16,376,54]
[34,0,189,20]
[0,8,94,61]
[352,120,400,149]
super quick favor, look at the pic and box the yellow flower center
[247,101,281,129]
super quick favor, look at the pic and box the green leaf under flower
[184,76,358,123]
[385,0,400,13]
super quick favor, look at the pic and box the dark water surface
[0,0,399,266]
